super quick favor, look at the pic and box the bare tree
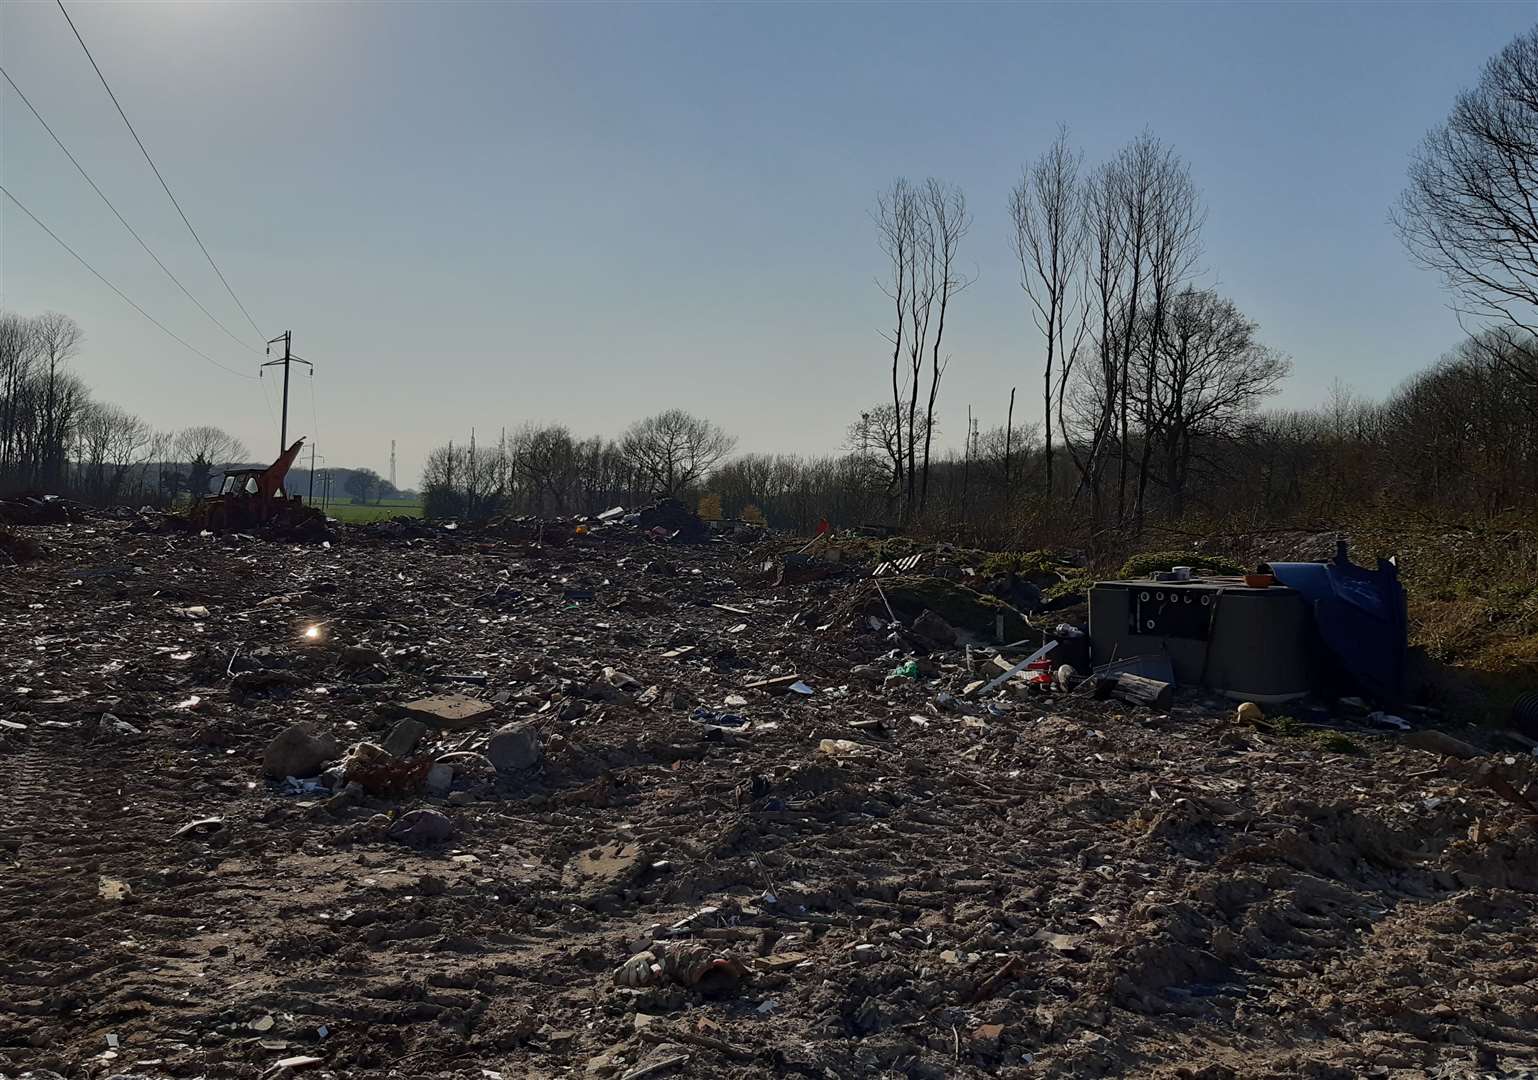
[1131,140,1203,529]
[1011,126,1088,496]
[917,178,971,513]
[175,425,249,497]
[74,403,150,503]
[1071,161,1130,531]
[875,180,918,512]
[874,177,970,520]
[620,409,736,496]
[1396,25,1538,394]
[1135,288,1289,517]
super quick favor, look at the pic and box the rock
[387,808,455,847]
[1235,701,1264,725]
[603,666,641,690]
[557,698,588,722]
[425,762,454,797]
[487,722,542,772]
[262,723,339,780]
[232,669,307,703]
[850,665,885,684]
[323,780,365,814]
[382,718,429,757]
[912,609,959,647]
[401,693,495,731]
[339,645,388,670]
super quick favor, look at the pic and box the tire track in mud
[0,729,160,1061]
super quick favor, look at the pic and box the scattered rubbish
[98,877,133,902]
[978,640,1057,696]
[171,816,225,839]
[250,1014,276,1032]
[343,741,432,797]
[819,738,872,758]
[745,675,804,695]
[1031,929,1084,953]
[787,680,814,696]
[1366,710,1411,730]
[613,942,750,992]
[692,707,747,728]
[1094,671,1174,709]
[1235,701,1264,725]
[888,659,921,680]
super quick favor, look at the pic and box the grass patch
[323,499,422,524]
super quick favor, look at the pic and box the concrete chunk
[401,693,494,731]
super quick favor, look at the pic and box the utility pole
[261,331,313,455]
[309,443,316,501]
[389,440,397,490]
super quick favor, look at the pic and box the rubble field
[1,514,1536,1080]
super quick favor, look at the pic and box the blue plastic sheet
[1266,541,1407,704]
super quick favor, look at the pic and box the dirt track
[1,516,1536,1079]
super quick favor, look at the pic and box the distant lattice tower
[389,440,397,489]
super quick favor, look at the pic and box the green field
[320,498,423,523]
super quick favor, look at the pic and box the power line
[1,184,255,380]
[55,0,266,340]
[0,65,262,355]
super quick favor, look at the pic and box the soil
[1,513,1536,1080]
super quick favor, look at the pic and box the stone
[425,762,454,797]
[386,808,455,847]
[339,645,388,670]
[382,718,429,757]
[487,722,542,772]
[401,694,494,731]
[262,723,338,780]
[912,608,959,647]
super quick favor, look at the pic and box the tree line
[1,310,258,503]
[10,25,1537,549]
[418,409,736,520]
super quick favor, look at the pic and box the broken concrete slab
[401,693,494,731]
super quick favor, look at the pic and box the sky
[2,1,1534,487]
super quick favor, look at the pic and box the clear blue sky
[2,1,1533,485]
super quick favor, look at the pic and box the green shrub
[1119,550,1246,578]
[979,549,1074,580]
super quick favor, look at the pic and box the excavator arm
[258,438,306,499]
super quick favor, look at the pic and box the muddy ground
[1,514,1536,1080]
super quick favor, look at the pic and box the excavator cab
[217,470,288,499]
[187,439,323,533]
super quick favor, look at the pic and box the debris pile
[0,508,1534,1078]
